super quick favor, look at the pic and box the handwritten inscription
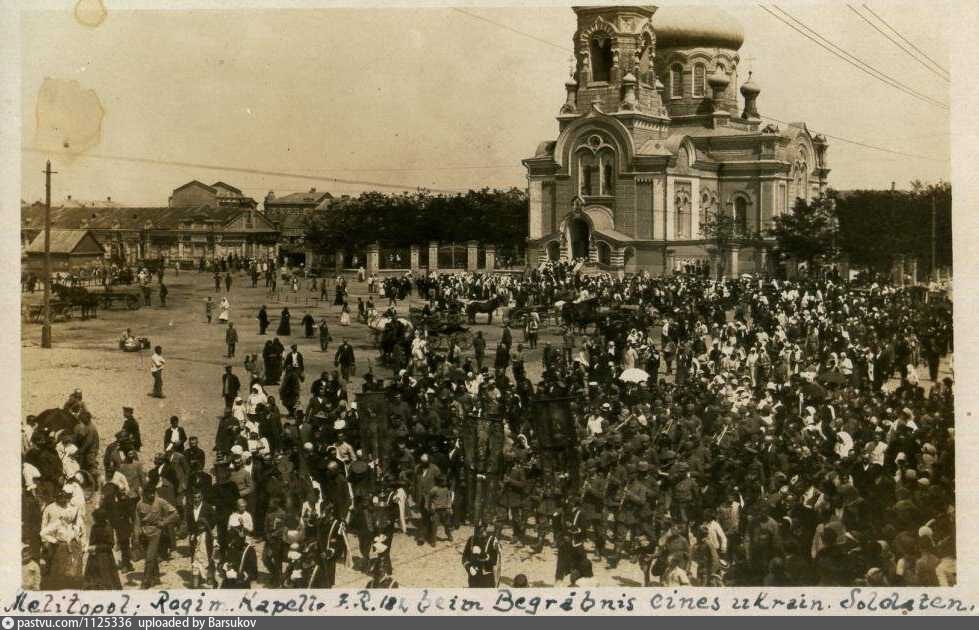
[3,589,975,616]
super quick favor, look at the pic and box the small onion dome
[740,72,760,97]
[707,66,731,89]
[622,72,637,83]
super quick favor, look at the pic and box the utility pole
[931,191,937,284]
[41,161,58,348]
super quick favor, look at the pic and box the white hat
[231,445,243,456]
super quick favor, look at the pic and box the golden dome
[652,6,745,50]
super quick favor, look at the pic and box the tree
[303,188,529,261]
[769,194,840,272]
[833,182,951,277]
[700,207,763,278]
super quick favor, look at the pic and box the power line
[845,4,949,82]
[21,146,469,195]
[452,4,948,163]
[761,5,948,110]
[760,115,947,162]
[861,3,949,76]
[451,7,572,54]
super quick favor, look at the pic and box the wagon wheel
[127,295,140,310]
[60,306,73,321]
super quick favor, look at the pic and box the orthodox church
[524,5,830,276]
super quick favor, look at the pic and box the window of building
[597,241,611,265]
[693,63,706,97]
[590,35,613,82]
[734,196,750,234]
[675,187,692,239]
[671,64,684,98]
[581,164,593,196]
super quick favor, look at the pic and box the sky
[18,0,952,206]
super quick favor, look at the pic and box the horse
[53,283,99,319]
[465,295,506,325]
[559,298,602,333]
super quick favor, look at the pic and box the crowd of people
[21,260,956,590]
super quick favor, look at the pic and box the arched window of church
[675,186,692,239]
[578,152,597,196]
[590,34,613,82]
[693,63,706,97]
[734,196,750,234]
[598,149,615,196]
[670,64,684,98]
[597,241,611,266]
[700,191,712,231]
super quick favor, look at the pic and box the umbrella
[818,371,848,386]
[800,381,828,400]
[619,368,651,384]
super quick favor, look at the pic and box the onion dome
[707,66,731,90]
[740,71,760,97]
[652,6,745,50]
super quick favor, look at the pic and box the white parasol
[619,367,651,383]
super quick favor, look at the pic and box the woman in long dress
[262,341,277,385]
[219,297,231,324]
[277,308,291,336]
[84,507,121,589]
[339,302,351,326]
[334,281,346,309]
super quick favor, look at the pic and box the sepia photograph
[15,0,958,595]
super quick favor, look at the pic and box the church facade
[524,5,830,276]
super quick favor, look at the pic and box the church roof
[652,6,745,50]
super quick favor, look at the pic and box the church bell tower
[563,5,666,120]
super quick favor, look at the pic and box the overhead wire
[845,4,949,82]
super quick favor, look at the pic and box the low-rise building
[24,229,105,273]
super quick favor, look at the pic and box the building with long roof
[524,5,829,276]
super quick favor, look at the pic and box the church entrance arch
[570,217,590,260]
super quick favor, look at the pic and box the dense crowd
[21,262,956,590]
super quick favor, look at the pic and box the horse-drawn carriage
[409,307,474,351]
[22,284,100,323]
[98,289,142,310]
[24,300,78,324]
[368,313,415,366]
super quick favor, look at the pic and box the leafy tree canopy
[304,188,528,254]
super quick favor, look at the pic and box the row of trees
[702,181,952,277]
[304,188,528,253]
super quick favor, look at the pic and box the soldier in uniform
[499,453,528,544]
[462,522,500,587]
[610,464,647,569]
[532,474,563,553]
[580,463,608,557]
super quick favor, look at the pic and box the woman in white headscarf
[246,383,268,416]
